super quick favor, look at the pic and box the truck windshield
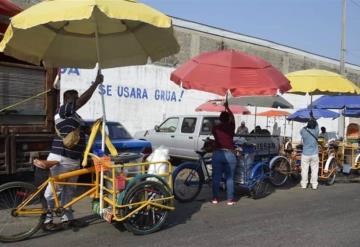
[108,123,132,139]
[90,122,132,140]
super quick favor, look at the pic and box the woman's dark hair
[219,111,230,123]
[307,118,317,129]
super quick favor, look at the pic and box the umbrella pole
[266,116,269,129]
[254,106,257,129]
[95,19,105,217]
[94,27,106,152]
[284,116,286,137]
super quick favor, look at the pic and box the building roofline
[172,17,360,71]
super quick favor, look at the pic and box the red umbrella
[195,99,251,114]
[170,50,291,97]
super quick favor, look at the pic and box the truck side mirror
[154,125,160,132]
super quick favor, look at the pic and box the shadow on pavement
[164,185,211,230]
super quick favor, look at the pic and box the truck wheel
[0,182,46,242]
[122,181,171,235]
[173,162,203,202]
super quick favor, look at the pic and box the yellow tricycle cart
[0,120,174,242]
[317,141,340,185]
[269,140,339,186]
[343,123,360,173]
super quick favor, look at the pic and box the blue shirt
[300,125,319,156]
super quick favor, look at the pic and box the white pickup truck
[134,114,281,161]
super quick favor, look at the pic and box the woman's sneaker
[211,198,219,204]
[227,200,235,206]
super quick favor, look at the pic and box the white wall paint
[60,65,344,143]
[60,65,218,135]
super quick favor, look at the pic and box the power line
[349,0,360,9]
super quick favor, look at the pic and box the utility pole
[339,0,346,137]
[340,0,346,74]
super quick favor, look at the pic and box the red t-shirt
[212,121,235,150]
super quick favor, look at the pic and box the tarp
[0,0,21,16]
[0,0,22,35]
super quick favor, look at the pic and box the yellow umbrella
[0,0,180,147]
[286,69,360,138]
[0,0,180,68]
[286,69,360,95]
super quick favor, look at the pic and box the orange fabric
[257,110,290,117]
[92,156,112,173]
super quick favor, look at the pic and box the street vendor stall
[170,49,292,200]
[310,96,360,174]
[0,0,180,241]
[268,69,360,186]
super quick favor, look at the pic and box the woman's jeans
[212,149,237,200]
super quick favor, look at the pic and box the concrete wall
[154,18,360,141]
[162,18,360,84]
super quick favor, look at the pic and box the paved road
[3,178,360,247]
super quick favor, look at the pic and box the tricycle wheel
[290,172,301,183]
[172,163,203,202]
[122,180,172,235]
[269,156,290,186]
[0,182,46,242]
[251,180,273,200]
[325,159,337,185]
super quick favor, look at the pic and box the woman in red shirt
[211,102,237,205]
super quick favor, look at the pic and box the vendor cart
[0,120,174,242]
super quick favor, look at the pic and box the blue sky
[142,0,360,66]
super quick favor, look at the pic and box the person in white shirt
[236,121,249,135]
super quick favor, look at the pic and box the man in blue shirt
[300,118,320,189]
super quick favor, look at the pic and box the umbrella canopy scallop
[257,110,290,117]
[228,95,293,109]
[310,95,360,109]
[343,108,360,117]
[195,99,251,114]
[287,108,340,123]
[0,0,180,68]
[286,69,360,95]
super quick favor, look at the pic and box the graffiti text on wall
[99,84,183,102]
[61,68,184,102]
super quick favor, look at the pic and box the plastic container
[91,200,100,215]
[116,172,126,191]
